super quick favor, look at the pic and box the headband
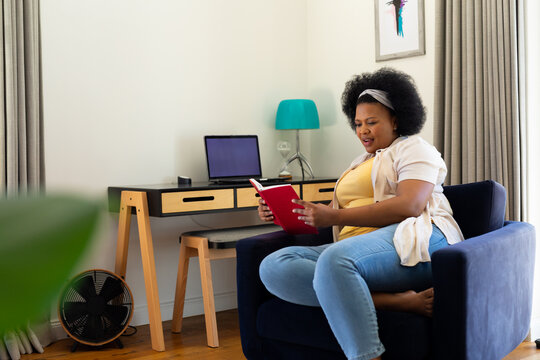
[357,89,394,111]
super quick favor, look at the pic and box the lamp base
[278,170,292,177]
[281,151,314,180]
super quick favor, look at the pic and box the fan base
[70,338,124,352]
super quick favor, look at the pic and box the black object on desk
[177,176,192,185]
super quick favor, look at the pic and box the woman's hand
[292,199,338,228]
[257,199,274,222]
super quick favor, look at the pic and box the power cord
[189,215,216,229]
[122,326,138,337]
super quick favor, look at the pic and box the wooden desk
[107,178,336,351]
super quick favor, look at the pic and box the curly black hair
[341,67,426,136]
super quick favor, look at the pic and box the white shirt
[332,135,464,266]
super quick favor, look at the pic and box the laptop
[204,135,286,184]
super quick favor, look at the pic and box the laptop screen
[204,135,262,180]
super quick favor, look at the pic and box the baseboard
[51,319,67,340]
[530,316,540,340]
[50,291,238,340]
[130,290,238,326]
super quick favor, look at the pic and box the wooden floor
[22,309,540,359]
[24,310,243,360]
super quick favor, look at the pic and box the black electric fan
[58,269,134,351]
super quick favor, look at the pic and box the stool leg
[197,240,219,348]
[172,238,190,333]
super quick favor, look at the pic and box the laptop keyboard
[213,177,287,185]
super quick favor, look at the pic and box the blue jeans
[259,224,449,360]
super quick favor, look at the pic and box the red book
[250,179,318,235]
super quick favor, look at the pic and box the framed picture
[375,0,425,61]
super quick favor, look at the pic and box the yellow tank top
[335,157,378,240]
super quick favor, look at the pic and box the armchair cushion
[257,298,341,353]
[257,298,432,359]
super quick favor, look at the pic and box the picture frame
[374,0,425,62]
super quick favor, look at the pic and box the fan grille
[59,269,133,346]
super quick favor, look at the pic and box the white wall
[41,0,437,328]
[42,0,309,191]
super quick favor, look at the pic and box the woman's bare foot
[398,288,434,316]
[372,287,435,317]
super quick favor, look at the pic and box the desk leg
[115,192,132,279]
[114,191,165,352]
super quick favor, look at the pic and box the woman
[257,68,464,360]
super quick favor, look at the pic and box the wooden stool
[171,224,281,347]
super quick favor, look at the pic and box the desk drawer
[162,189,234,213]
[237,185,301,208]
[302,182,335,202]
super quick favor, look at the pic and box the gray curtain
[434,0,524,221]
[1,0,44,196]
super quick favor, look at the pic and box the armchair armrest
[236,227,333,358]
[432,221,536,360]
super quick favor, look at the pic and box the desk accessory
[275,99,319,180]
[177,176,192,185]
[277,140,292,178]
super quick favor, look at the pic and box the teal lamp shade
[275,99,320,130]
[275,99,319,179]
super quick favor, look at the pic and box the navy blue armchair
[236,180,536,360]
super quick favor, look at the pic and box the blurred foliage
[0,195,101,333]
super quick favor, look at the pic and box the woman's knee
[313,243,358,288]
[259,246,323,306]
[259,248,286,286]
[259,246,316,287]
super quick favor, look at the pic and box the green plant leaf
[0,195,101,332]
